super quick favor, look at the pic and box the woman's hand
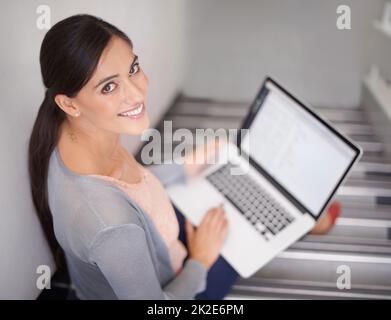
[182,137,227,178]
[185,204,229,270]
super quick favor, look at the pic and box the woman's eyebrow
[94,55,139,89]
[94,74,119,88]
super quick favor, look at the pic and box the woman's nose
[123,78,144,104]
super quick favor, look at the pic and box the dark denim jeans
[173,205,239,300]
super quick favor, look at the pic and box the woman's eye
[101,63,140,94]
[102,82,116,93]
[129,63,140,76]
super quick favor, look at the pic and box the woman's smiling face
[70,36,150,135]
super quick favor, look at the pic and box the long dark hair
[28,14,133,270]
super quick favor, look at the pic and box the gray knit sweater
[47,146,207,299]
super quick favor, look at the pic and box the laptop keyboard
[206,163,295,241]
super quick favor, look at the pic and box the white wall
[183,0,385,108]
[0,0,186,299]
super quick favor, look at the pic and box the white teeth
[119,104,143,117]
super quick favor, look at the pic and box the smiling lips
[117,103,144,119]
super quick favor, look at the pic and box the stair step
[226,278,391,300]
[250,249,391,285]
[172,101,368,123]
[353,161,391,178]
[338,203,391,220]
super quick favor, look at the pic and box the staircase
[153,95,391,300]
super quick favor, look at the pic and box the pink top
[89,164,188,276]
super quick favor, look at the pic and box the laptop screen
[240,79,360,217]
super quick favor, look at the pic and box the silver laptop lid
[238,77,362,220]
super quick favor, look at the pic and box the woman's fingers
[207,204,226,230]
[219,217,229,234]
[217,215,228,237]
[201,205,219,225]
[215,205,228,234]
[209,210,223,228]
[185,218,194,240]
[200,210,213,227]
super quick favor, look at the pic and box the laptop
[167,77,363,278]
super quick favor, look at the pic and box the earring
[75,111,81,117]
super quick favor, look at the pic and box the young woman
[28,14,340,300]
